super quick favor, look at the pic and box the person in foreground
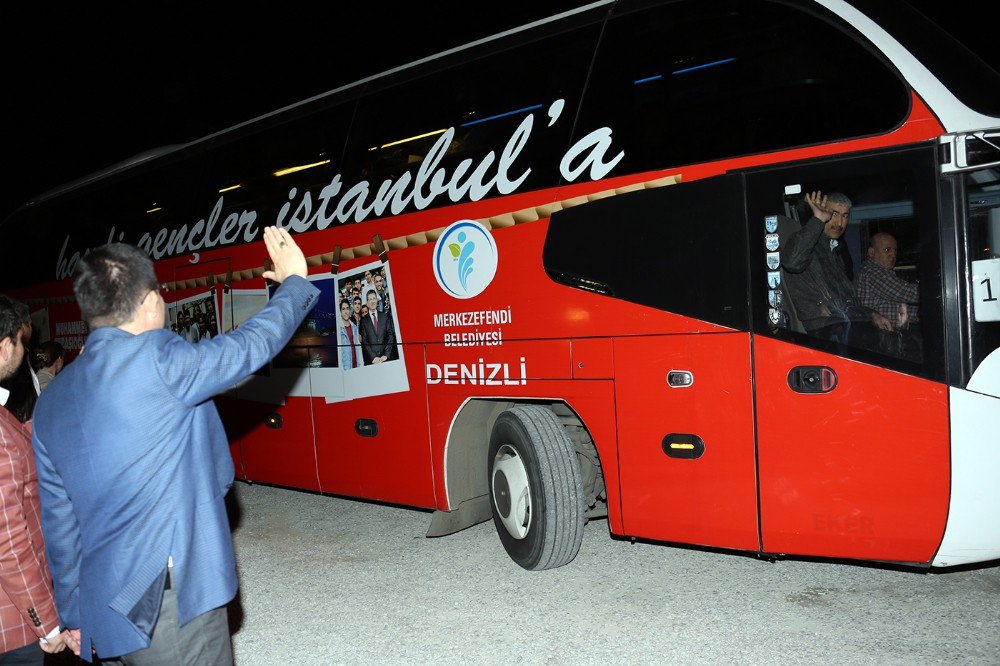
[31,227,319,664]
[0,295,70,664]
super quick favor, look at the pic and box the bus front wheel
[488,405,585,570]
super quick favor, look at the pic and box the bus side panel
[313,395,366,499]
[614,333,760,551]
[238,395,321,491]
[755,336,949,562]
[314,346,436,508]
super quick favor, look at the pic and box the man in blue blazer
[31,227,319,663]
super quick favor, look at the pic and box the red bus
[4,0,1000,571]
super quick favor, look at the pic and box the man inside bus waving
[781,191,892,346]
[30,227,319,664]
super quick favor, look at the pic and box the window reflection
[341,24,600,214]
[578,0,908,175]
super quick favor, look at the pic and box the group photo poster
[223,262,410,405]
[333,260,409,402]
[167,290,220,343]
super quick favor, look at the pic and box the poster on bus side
[220,288,268,334]
[219,288,271,391]
[166,290,220,343]
[331,260,409,402]
[249,262,408,404]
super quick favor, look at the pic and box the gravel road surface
[230,483,1000,665]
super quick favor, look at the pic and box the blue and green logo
[433,220,498,299]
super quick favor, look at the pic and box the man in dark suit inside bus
[30,227,319,664]
[360,288,396,365]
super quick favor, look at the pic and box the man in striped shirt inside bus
[855,232,920,329]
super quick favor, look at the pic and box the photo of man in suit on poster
[358,287,397,365]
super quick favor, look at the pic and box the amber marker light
[662,434,704,459]
[219,184,241,193]
[564,307,591,323]
[146,206,161,213]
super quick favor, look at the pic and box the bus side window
[544,173,749,331]
[202,104,357,235]
[574,0,908,177]
[749,151,946,383]
[339,21,602,215]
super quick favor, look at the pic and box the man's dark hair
[73,244,159,328]
[0,295,34,421]
[31,340,66,371]
[0,294,28,343]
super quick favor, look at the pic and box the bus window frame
[745,143,947,383]
[948,168,1000,386]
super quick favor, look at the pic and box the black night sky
[1,1,997,226]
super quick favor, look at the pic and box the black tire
[488,405,585,570]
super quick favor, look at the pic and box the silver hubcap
[492,444,531,539]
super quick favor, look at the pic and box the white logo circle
[433,220,498,299]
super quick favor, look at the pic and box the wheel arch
[425,397,606,537]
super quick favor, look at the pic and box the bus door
[216,278,323,491]
[745,146,951,563]
[313,346,436,508]
[931,157,1000,567]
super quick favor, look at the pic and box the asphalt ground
[227,482,1000,665]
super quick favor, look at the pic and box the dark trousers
[104,576,233,666]
[0,641,42,666]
